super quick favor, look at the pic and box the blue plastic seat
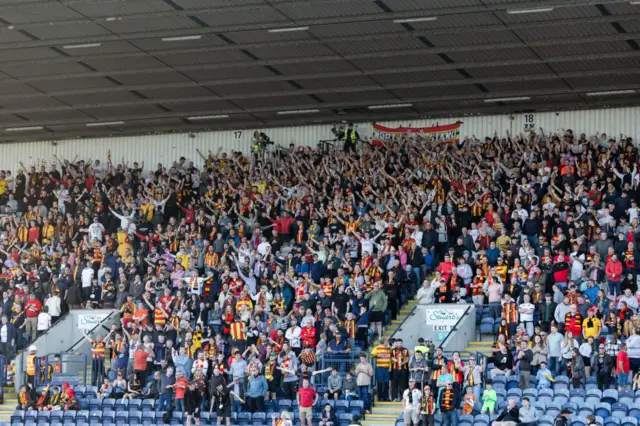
[622,417,638,426]
[539,415,555,425]
[129,400,142,410]
[474,414,489,425]
[459,414,474,426]
[546,401,561,417]
[630,402,640,418]
[335,400,349,413]
[596,402,612,418]
[613,403,629,418]
[10,412,23,423]
[578,401,594,416]
[62,411,75,421]
[77,411,90,422]
[603,390,620,405]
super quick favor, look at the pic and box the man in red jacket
[606,254,623,296]
[24,293,42,344]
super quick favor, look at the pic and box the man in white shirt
[45,292,62,323]
[87,217,105,242]
[402,378,422,426]
[285,318,302,352]
[81,261,95,300]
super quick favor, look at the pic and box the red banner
[371,122,462,147]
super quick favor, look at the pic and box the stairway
[464,340,494,357]
[362,401,403,426]
[362,299,419,426]
[0,360,17,423]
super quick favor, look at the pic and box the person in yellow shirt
[495,228,512,252]
[582,308,601,340]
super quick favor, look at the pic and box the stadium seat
[62,411,75,421]
[571,389,587,399]
[116,411,128,422]
[129,400,142,410]
[606,418,622,426]
[539,414,555,425]
[622,417,639,426]
[335,400,349,413]
[251,412,266,423]
[572,417,587,426]
[612,403,629,418]
[141,400,155,411]
[50,411,63,422]
[103,399,116,410]
[523,388,538,400]
[546,401,561,417]
[595,402,612,418]
[603,389,620,404]
[459,414,473,426]
[630,402,640,418]
[578,401,594,416]
[24,412,37,422]
[77,411,90,422]
[473,414,489,425]
[506,388,522,398]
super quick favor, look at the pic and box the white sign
[77,313,109,331]
[523,113,536,133]
[425,308,467,333]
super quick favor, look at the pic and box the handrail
[388,305,418,340]
[438,304,472,350]
[67,310,120,353]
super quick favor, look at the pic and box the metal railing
[438,305,473,350]
[35,353,88,387]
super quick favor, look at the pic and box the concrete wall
[391,303,476,351]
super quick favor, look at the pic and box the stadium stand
[0,115,639,426]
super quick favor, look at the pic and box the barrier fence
[35,353,88,387]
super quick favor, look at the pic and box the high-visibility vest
[252,143,261,153]
[26,354,36,376]
[342,129,356,144]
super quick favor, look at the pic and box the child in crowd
[480,380,497,416]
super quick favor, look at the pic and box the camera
[253,131,274,148]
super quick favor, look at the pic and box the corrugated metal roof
[0,0,637,141]
[428,30,520,47]
[175,0,263,8]
[384,0,482,12]
[532,41,632,58]
[102,16,201,33]
[328,37,425,55]
[70,0,177,17]
[351,54,445,70]
[446,46,538,63]
[482,78,570,93]
[310,21,400,38]
[515,23,617,42]
[248,44,334,60]
[197,8,288,27]
[410,12,503,30]
[275,2,383,20]
[373,70,466,84]
[467,63,552,78]
[499,5,601,24]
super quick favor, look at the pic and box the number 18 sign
[523,113,535,133]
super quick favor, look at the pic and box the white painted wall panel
[2,106,638,174]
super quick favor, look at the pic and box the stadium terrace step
[465,340,494,355]
[364,299,419,426]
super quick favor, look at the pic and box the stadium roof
[0,0,639,141]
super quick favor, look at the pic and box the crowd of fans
[0,126,639,426]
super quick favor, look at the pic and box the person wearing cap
[402,378,422,426]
